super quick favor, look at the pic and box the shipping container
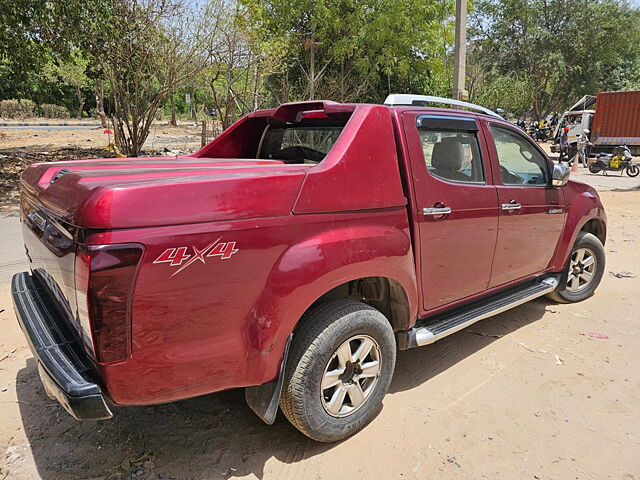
[592,91,640,150]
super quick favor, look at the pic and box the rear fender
[245,221,417,385]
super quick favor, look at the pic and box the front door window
[491,126,549,186]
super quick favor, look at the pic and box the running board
[398,276,560,349]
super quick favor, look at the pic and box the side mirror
[551,163,570,187]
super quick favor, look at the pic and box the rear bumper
[11,272,112,420]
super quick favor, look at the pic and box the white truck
[550,95,595,159]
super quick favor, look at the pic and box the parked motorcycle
[588,145,639,177]
[526,121,552,142]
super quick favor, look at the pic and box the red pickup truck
[12,95,607,442]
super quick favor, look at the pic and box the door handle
[423,206,452,216]
[501,202,522,211]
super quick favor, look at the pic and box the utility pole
[452,0,468,101]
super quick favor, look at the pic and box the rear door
[402,113,499,311]
[483,122,565,287]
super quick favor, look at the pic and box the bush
[0,99,37,118]
[0,99,20,118]
[40,104,70,119]
[18,99,36,117]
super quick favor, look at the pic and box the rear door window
[417,116,485,184]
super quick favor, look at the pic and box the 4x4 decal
[153,238,239,276]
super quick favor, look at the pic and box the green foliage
[43,54,90,91]
[2,0,640,136]
[471,75,532,115]
[241,0,456,103]
[471,0,640,117]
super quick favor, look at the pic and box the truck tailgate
[21,196,80,337]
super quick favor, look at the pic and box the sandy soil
[0,143,639,479]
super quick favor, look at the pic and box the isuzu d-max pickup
[12,94,607,442]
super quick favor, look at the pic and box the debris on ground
[466,331,504,339]
[513,339,564,365]
[446,455,461,468]
[585,332,609,339]
[0,148,116,210]
[609,271,636,279]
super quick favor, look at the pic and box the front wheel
[626,164,639,177]
[280,300,396,442]
[547,232,605,303]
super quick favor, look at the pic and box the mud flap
[244,334,293,425]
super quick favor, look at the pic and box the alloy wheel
[567,247,597,292]
[320,335,381,418]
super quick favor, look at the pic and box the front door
[484,123,565,287]
[403,113,499,311]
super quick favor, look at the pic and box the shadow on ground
[16,299,549,480]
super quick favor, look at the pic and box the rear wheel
[588,163,601,174]
[547,232,605,303]
[280,300,396,442]
[626,164,639,177]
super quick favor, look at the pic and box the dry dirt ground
[0,135,639,479]
[0,124,202,213]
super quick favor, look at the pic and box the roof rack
[383,94,504,119]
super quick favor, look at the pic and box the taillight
[296,109,329,121]
[75,244,144,363]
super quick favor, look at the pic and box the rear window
[259,125,344,164]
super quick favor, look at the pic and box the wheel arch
[580,217,606,245]
[300,276,412,333]
[549,182,607,272]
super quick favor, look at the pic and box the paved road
[569,167,640,191]
[0,125,99,130]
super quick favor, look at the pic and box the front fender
[550,182,607,270]
[245,212,417,384]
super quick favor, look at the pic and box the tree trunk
[170,92,177,126]
[252,62,260,111]
[309,41,315,100]
[95,80,108,128]
[76,86,84,119]
[533,94,542,120]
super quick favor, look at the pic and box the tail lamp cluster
[75,244,143,363]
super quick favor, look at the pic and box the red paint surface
[18,100,606,407]
[592,90,640,144]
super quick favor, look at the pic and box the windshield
[259,125,344,164]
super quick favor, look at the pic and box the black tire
[547,232,605,303]
[626,164,639,177]
[280,299,396,442]
[588,163,601,174]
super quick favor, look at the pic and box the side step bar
[398,276,560,350]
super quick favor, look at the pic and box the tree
[241,0,456,104]
[44,52,90,118]
[87,0,223,156]
[471,0,640,118]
